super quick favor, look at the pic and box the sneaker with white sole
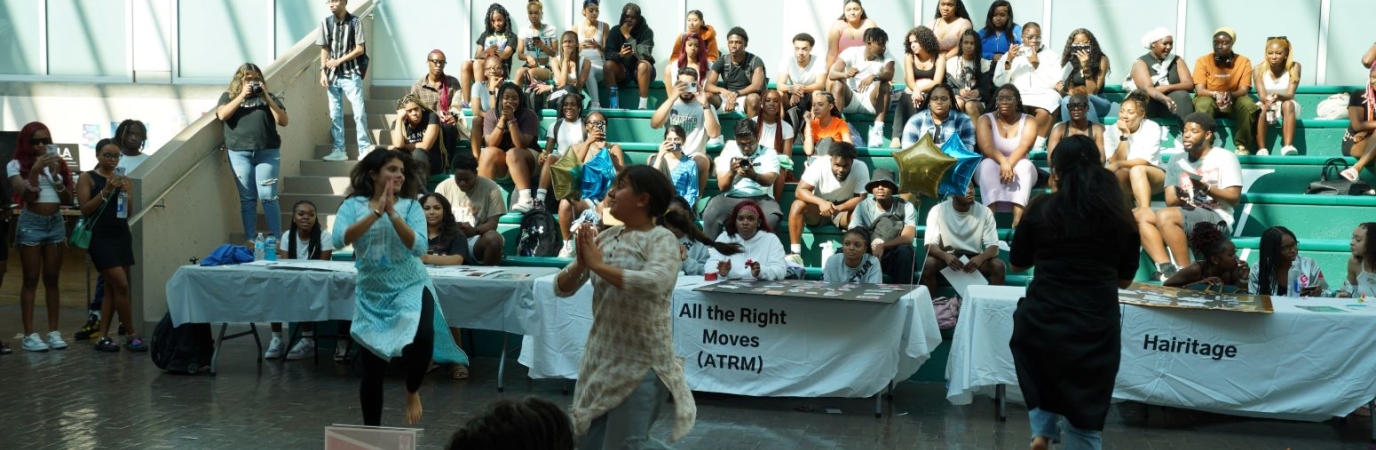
[264,337,284,359]
[285,338,315,361]
[1254,148,1269,156]
[46,331,68,350]
[557,241,575,258]
[22,333,49,352]
[784,253,805,267]
[511,194,534,213]
[322,149,348,161]
[867,127,885,148]
[1280,145,1299,156]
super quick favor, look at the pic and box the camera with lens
[248,82,264,95]
[591,121,607,134]
[672,143,683,153]
[733,157,749,169]
[1071,43,1091,53]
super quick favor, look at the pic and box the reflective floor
[2,305,1373,449]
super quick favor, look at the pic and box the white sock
[518,190,532,203]
[536,188,547,200]
[1034,136,1047,150]
[638,97,649,109]
[790,244,802,254]
[271,332,282,341]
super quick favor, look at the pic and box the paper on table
[426,266,505,278]
[265,260,358,273]
[940,255,988,299]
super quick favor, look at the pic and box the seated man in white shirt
[650,67,720,193]
[784,140,869,265]
[828,27,895,148]
[847,168,919,284]
[921,184,1006,294]
[702,120,782,239]
[778,33,828,129]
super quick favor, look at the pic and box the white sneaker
[21,333,49,352]
[286,338,315,361]
[264,337,284,359]
[867,126,885,148]
[46,331,68,350]
[1254,148,1269,156]
[1280,145,1299,156]
[322,149,348,161]
[1341,168,1360,182]
[784,253,805,267]
[511,193,534,213]
[557,240,575,258]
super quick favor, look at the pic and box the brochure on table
[1118,282,1274,313]
[695,279,912,304]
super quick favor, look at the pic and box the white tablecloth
[519,277,943,398]
[946,285,1376,421]
[164,263,558,335]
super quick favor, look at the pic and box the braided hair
[1188,221,1230,273]
[445,397,574,450]
[287,200,323,260]
[114,119,147,153]
[1253,226,1296,295]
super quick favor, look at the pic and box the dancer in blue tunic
[332,149,467,426]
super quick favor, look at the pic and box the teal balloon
[893,134,955,198]
[939,136,983,197]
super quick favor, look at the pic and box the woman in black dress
[77,139,142,352]
[1009,134,1140,450]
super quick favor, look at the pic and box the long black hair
[661,195,743,256]
[1061,28,1108,80]
[980,1,1016,43]
[1031,135,1133,238]
[348,149,422,199]
[419,192,460,244]
[287,200,324,260]
[932,0,971,21]
[446,396,574,450]
[482,3,512,37]
[1254,226,1296,295]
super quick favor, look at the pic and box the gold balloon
[893,133,956,198]
[550,153,582,200]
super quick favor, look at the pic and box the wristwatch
[373,209,384,218]
[1119,135,1129,142]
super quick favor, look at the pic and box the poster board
[694,279,913,304]
[1118,282,1274,313]
[324,425,418,450]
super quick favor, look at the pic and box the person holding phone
[650,67,719,193]
[649,126,705,208]
[513,0,557,92]
[556,112,625,258]
[1137,113,1242,281]
[9,122,76,352]
[993,22,1061,153]
[603,3,655,110]
[1057,29,1111,123]
[79,139,142,353]
[576,0,609,108]
[461,4,517,105]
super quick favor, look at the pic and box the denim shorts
[16,209,67,246]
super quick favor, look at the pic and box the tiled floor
[2,304,1374,449]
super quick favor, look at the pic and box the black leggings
[359,289,436,426]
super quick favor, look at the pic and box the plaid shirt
[410,75,463,114]
[900,110,976,151]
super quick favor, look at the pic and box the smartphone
[1071,43,1091,52]
[592,121,607,133]
[672,143,683,153]
[622,43,632,50]
[114,167,126,178]
[686,81,698,93]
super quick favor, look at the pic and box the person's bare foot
[1030,436,1050,450]
[406,392,423,425]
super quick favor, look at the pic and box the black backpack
[150,312,215,375]
[517,209,561,257]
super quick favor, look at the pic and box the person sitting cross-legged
[846,168,918,284]
[920,184,1006,295]
[784,140,869,266]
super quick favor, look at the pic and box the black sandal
[95,337,120,352]
[0,341,11,355]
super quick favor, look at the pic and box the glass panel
[274,0,329,57]
[48,0,129,77]
[178,0,271,79]
[0,0,45,75]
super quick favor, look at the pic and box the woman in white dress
[993,22,1061,152]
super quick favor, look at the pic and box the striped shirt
[317,13,365,79]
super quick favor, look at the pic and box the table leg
[211,323,228,375]
[995,384,1007,422]
[496,333,508,392]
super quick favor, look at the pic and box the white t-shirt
[520,24,557,61]
[668,98,717,155]
[779,54,826,87]
[1163,148,1244,228]
[1103,120,1165,166]
[714,142,780,198]
[923,200,998,254]
[546,118,584,157]
[837,46,894,93]
[117,153,150,173]
[7,160,61,203]
[758,121,795,152]
[278,228,336,258]
[800,159,870,203]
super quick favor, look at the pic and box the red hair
[13,122,75,206]
[674,33,710,80]
[724,200,771,236]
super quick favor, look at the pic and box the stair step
[281,175,352,195]
[301,159,358,177]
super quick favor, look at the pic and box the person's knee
[1156,208,1182,229]
[985,258,1007,277]
[922,257,942,274]
[636,61,653,77]
[788,199,807,215]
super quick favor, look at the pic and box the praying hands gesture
[574,223,603,268]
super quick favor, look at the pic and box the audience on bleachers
[827,0,881,81]
[670,10,719,67]
[666,32,710,99]
[1342,223,1376,298]
[548,31,592,105]
[1103,93,1166,210]
[949,29,989,118]
[392,94,446,181]
[1130,27,1195,123]
[410,50,464,154]
[555,112,624,258]
[757,91,797,200]
[830,27,894,148]
[891,26,946,148]
[707,200,787,281]
[513,1,557,96]
[1046,92,1107,163]
[707,27,767,116]
[80,139,141,353]
[901,84,976,151]
[823,228,883,283]
[1192,28,1260,155]
[435,153,505,266]
[266,200,335,360]
[1341,64,1376,181]
[993,22,1059,152]
[1250,226,1327,297]
[847,169,917,284]
[603,3,654,110]
[575,0,609,109]
[927,0,972,59]
[650,67,719,193]
[662,196,741,277]
[469,55,510,143]
[318,0,371,162]
[778,33,828,129]
[921,185,1005,295]
[705,121,782,239]
[11,122,76,352]
[461,4,518,106]
[803,91,853,159]
[536,93,584,210]
[1163,222,1249,293]
[1254,37,1301,156]
[650,126,704,206]
[217,63,287,241]
[1057,29,1111,123]
[977,1,1020,64]
[976,84,1039,226]
[785,140,869,265]
[479,82,541,212]
[1139,113,1243,280]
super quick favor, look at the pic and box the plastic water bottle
[113,167,127,219]
[264,235,277,262]
[609,85,620,109]
[253,233,266,261]
[820,241,836,265]
[1287,267,1302,297]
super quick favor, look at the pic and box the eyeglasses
[98,153,122,160]
[1024,35,1042,41]
[1067,102,1089,110]
[994,96,1017,103]
[428,59,447,66]
[29,138,52,145]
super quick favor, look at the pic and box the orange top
[809,116,851,143]
[1193,54,1253,94]
[670,25,720,64]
